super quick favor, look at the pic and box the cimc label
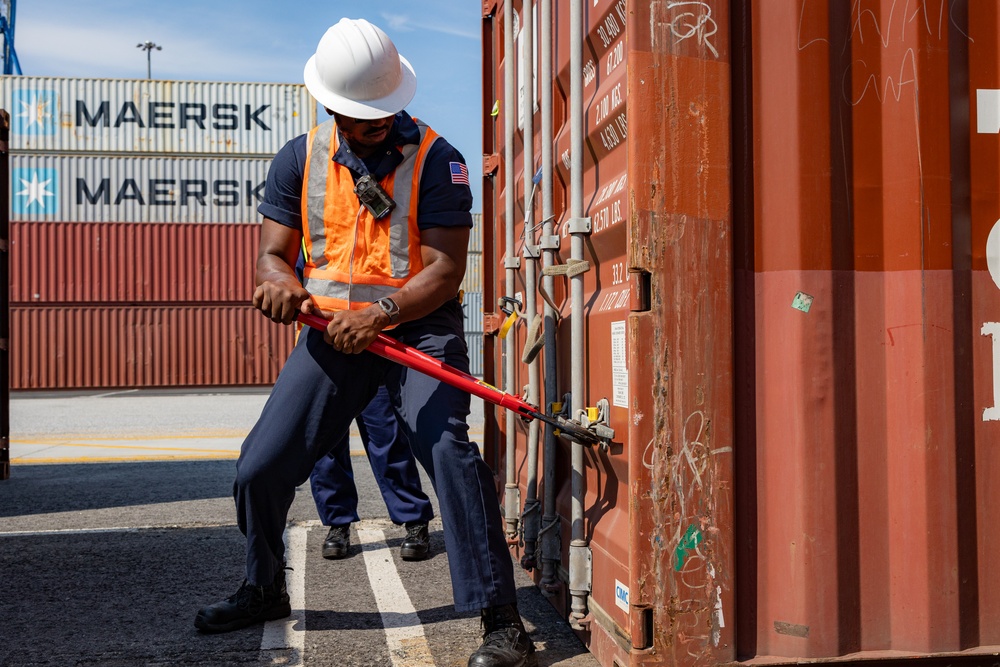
[614,579,629,612]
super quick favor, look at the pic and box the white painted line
[357,527,436,667]
[0,523,237,537]
[261,522,310,656]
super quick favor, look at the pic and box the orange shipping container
[482,1,1000,666]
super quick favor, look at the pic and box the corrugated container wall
[5,76,317,389]
[482,1,1000,666]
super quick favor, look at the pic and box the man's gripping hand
[315,304,390,355]
[252,275,313,325]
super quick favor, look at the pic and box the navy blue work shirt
[258,110,474,232]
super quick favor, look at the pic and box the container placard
[612,320,627,408]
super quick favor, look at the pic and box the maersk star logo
[13,169,59,215]
[13,90,58,136]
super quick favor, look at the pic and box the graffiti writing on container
[797,0,972,107]
[651,1,720,59]
[77,178,266,206]
[799,0,972,52]
[849,48,918,106]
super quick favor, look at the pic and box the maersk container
[482,1,1000,666]
[9,153,269,223]
[2,77,314,155]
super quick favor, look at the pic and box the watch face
[379,298,398,321]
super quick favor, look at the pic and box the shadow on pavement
[0,460,236,518]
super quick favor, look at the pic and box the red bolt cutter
[297,312,604,446]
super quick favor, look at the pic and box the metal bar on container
[538,0,560,593]
[1,110,9,480]
[568,0,591,628]
[503,0,521,540]
[520,0,543,567]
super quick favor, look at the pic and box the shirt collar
[331,111,420,180]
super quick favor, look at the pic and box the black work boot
[322,524,351,559]
[468,603,537,667]
[399,521,430,561]
[194,570,291,634]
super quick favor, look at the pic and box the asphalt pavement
[0,389,599,667]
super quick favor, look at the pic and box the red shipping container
[482,1,1000,665]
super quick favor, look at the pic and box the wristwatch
[375,297,400,324]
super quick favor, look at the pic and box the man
[311,384,433,561]
[194,17,535,667]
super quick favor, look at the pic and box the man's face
[333,113,395,156]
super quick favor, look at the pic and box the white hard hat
[303,18,417,119]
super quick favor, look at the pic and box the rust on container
[9,305,292,390]
[9,221,258,304]
[484,0,1000,666]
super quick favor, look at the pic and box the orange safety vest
[300,117,440,312]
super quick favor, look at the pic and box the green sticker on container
[674,524,703,571]
[791,292,814,313]
[491,100,500,117]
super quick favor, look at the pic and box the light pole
[136,40,162,79]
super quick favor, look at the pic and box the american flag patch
[449,161,470,185]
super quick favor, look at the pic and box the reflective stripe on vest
[300,118,440,311]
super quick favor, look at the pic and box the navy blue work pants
[233,301,515,612]
[309,384,434,527]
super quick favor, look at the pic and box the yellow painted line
[13,442,238,454]
[12,429,482,445]
[12,454,241,464]
[12,449,371,465]
[11,432,251,444]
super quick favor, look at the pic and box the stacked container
[4,76,316,388]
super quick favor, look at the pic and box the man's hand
[253,218,310,325]
[317,305,390,354]
[252,275,312,325]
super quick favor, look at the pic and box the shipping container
[9,153,269,223]
[9,221,258,304]
[10,305,292,390]
[2,76,315,155]
[482,1,1000,666]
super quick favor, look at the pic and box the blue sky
[9,0,486,206]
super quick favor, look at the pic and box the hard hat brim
[303,54,417,119]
